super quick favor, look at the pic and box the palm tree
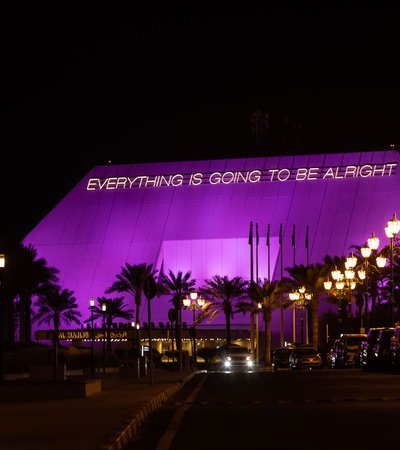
[32,283,82,377]
[0,239,59,348]
[15,244,59,344]
[142,273,168,384]
[286,263,331,349]
[244,279,282,367]
[198,275,248,346]
[106,262,157,350]
[159,270,196,369]
[84,296,134,350]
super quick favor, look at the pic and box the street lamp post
[90,297,95,376]
[0,254,5,382]
[255,302,262,365]
[131,321,141,377]
[325,265,359,333]
[324,246,386,334]
[131,321,139,358]
[102,302,107,375]
[289,287,312,344]
[183,292,205,369]
[136,322,141,354]
[385,213,400,326]
[357,234,386,332]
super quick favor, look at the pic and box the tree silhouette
[160,270,196,370]
[243,279,283,367]
[199,275,248,346]
[84,296,134,350]
[32,283,81,377]
[106,262,157,350]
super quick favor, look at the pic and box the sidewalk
[0,367,197,450]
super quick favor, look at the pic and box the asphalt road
[123,368,400,450]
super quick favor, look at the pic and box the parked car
[371,327,395,370]
[327,333,366,368]
[360,327,394,371]
[389,326,400,371]
[359,327,386,371]
[327,339,342,369]
[272,347,293,371]
[288,346,323,370]
[217,344,255,372]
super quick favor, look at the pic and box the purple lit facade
[23,150,400,338]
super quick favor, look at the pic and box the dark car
[327,339,343,369]
[370,327,395,370]
[390,326,400,371]
[360,327,394,371]
[272,347,293,371]
[359,327,384,370]
[289,346,323,370]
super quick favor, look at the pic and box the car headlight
[224,358,231,367]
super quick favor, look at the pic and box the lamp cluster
[183,292,205,310]
[385,213,400,241]
[323,217,400,331]
[289,286,312,308]
[289,286,312,344]
[324,233,387,296]
[385,213,400,326]
[182,292,205,368]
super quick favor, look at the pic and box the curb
[102,371,200,450]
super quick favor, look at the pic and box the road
[123,368,400,450]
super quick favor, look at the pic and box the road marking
[167,396,400,407]
[155,373,208,450]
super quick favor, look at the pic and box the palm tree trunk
[3,295,15,348]
[107,321,112,351]
[250,309,255,354]
[18,298,25,343]
[225,311,231,345]
[135,305,141,351]
[311,300,319,349]
[264,311,272,367]
[20,295,32,343]
[54,316,59,381]
[175,305,183,371]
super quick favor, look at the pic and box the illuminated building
[24,150,400,342]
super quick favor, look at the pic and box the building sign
[87,162,397,190]
[35,330,129,341]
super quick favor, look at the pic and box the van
[329,333,366,368]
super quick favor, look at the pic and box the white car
[217,345,255,372]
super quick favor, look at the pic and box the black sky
[2,6,400,242]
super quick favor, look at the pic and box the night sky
[2,6,400,242]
